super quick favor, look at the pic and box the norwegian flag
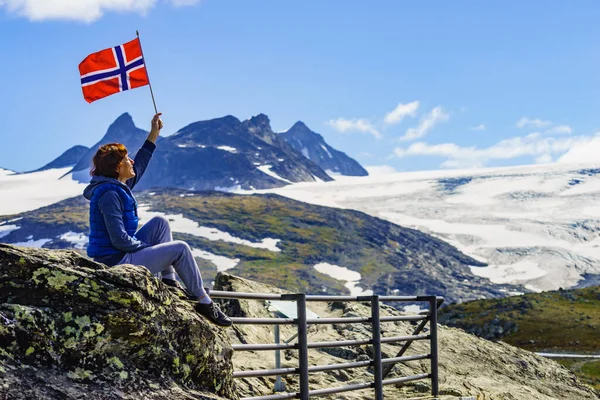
[79,38,149,103]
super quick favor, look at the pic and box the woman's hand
[151,113,163,132]
[147,113,162,143]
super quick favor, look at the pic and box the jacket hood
[83,176,131,200]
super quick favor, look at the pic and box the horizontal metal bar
[381,334,429,344]
[309,359,372,373]
[204,291,444,302]
[306,295,420,302]
[308,382,372,397]
[305,315,428,325]
[381,354,430,364]
[209,291,444,306]
[210,291,285,300]
[378,295,436,302]
[241,392,297,400]
[380,315,428,322]
[307,338,371,349]
[382,373,430,386]
[230,317,295,325]
[232,343,297,351]
[231,315,428,326]
[307,317,369,324]
[234,367,298,378]
[234,359,373,379]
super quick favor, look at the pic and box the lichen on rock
[0,244,237,399]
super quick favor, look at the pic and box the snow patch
[251,161,600,291]
[191,249,240,272]
[138,207,281,252]
[0,168,87,216]
[0,224,20,239]
[469,261,548,288]
[257,165,293,184]
[301,147,309,158]
[403,304,427,314]
[320,144,332,158]
[313,262,373,296]
[214,184,242,193]
[217,146,237,153]
[59,231,88,249]
[365,165,397,175]
[11,239,52,248]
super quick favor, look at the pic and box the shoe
[195,301,233,327]
[161,278,211,301]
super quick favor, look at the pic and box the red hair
[91,143,128,178]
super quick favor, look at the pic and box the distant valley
[0,189,525,305]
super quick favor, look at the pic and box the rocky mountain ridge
[33,145,89,173]
[46,112,367,191]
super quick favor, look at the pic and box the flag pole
[136,30,158,114]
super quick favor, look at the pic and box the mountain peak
[33,145,90,172]
[248,113,270,127]
[211,115,241,125]
[110,112,135,129]
[289,121,311,132]
[280,123,368,177]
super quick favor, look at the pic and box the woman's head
[91,143,135,181]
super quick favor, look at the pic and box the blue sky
[2,1,600,172]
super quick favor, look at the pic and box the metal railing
[210,291,444,400]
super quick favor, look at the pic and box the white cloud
[0,0,199,22]
[544,125,572,135]
[394,133,588,169]
[383,101,419,125]
[516,117,551,129]
[326,118,381,139]
[469,124,486,131]
[399,106,449,141]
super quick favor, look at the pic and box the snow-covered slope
[249,162,600,292]
[0,167,87,216]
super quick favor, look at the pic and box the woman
[83,113,232,327]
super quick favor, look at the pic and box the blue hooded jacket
[83,140,156,266]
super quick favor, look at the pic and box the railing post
[429,297,439,397]
[274,325,285,392]
[371,295,384,400]
[296,293,309,400]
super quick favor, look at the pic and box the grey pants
[118,215,210,302]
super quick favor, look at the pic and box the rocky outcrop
[214,272,599,399]
[0,244,236,399]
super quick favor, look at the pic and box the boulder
[0,244,236,399]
